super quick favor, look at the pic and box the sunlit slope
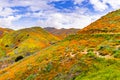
[0,27,13,38]
[78,9,120,34]
[0,28,13,57]
[0,27,59,57]
[0,34,120,80]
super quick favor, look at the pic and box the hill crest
[78,9,120,34]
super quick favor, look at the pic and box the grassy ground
[0,33,120,80]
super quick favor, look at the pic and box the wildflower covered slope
[0,27,59,57]
[0,9,120,80]
[78,9,120,34]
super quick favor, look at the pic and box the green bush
[113,50,120,58]
[87,50,95,57]
[25,74,36,80]
[44,62,53,72]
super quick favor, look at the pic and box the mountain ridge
[44,27,79,38]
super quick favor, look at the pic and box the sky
[0,0,120,30]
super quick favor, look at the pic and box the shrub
[44,62,53,72]
[25,74,36,80]
[87,49,95,57]
[113,50,120,58]
[15,56,24,62]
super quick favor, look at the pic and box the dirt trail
[81,49,114,59]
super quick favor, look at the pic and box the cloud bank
[0,0,119,29]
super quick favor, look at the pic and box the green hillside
[0,28,13,38]
[0,27,59,56]
[0,27,59,70]
[0,34,120,80]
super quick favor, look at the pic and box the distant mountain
[44,27,79,38]
[78,9,120,34]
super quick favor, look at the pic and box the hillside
[0,9,120,80]
[0,34,120,80]
[0,27,59,69]
[0,28,13,38]
[44,27,79,38]
[78,9,120,34]
[0,27,59,55]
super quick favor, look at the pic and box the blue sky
[0,0,120,29]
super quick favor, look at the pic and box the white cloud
[103,0,120,10]
[0,15,22,28]
[0,0,119,29]
[36,11,102,29]
[74,0,85,4]
[89,0,120,11]
[90,0,108,11]
[0,7,17,17]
